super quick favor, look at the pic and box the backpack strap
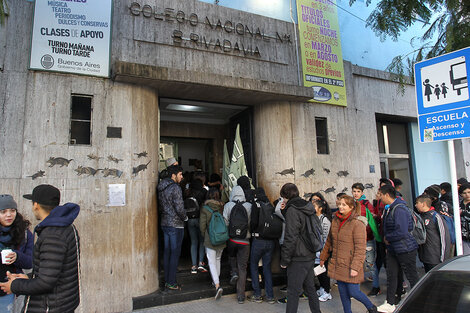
[203,205,214,214]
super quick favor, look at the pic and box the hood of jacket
[390,196,408,210]
[204,199,224,212]
[36,202,80,231]
[158,177,176,192]
[286,197,315,216]
[229,185,246,202]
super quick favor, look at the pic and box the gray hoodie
[223,185,252,244]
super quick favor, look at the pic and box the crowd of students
[157,161,468,313]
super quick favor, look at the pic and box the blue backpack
[204,205,229,246]
[433,212,456,244]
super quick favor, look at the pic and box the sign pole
[448,139,463,255]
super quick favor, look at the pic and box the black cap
[23,184,60,207]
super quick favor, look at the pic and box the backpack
[433,211,456,244]
[228,201,249,239]
[184,197,200,219]
[301,214,323,253]
[204,205,229,246]
[392,204,426,245]
[255,201,283,239]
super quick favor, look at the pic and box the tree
[350,0,470,87]
[0,0,9,26]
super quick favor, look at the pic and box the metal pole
[448,140,463,255]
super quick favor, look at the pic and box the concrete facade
[1,1,467,312]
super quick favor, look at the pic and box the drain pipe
[290,0,302,86]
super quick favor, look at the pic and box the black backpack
[229,201,249,239]
[300,213,323,253]
[255,201,283,239]
[184,196,200,219]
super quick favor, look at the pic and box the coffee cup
[1,249,13,264]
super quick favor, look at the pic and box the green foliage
[350,0,470,91]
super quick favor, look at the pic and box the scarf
[0,225,12,250]
[336,211,352,231]
[358,195,366,202]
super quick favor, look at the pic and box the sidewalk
[128,283,389,313]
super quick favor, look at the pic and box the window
[315,117,329,154]
[70,95,92,145]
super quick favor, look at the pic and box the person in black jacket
[0,184,80,313]
[279,183,321,313]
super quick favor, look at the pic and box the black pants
[423,262,438,273]
[386,250,419,305]
[317,261,330,293]
[286,260,321,313]
[227,240,250,300]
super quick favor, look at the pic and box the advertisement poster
[297,0,347,106]
[30,0,112,78]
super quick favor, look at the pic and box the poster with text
[297,0,347,106]
[30,0,112,78]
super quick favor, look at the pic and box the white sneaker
[377,301,396,313]
[316,287,325,297]
[318,292,332,302]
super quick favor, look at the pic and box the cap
[0,195,17,211]
[23,184,60,207]
[166,157,177,167]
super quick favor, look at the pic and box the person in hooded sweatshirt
[223,185,251,304]
[0,184,80,313]
[279,183,321,313]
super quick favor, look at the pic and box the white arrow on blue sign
[415,47,470,142]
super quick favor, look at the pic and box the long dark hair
[10,212,31,248]
[310,193,332,221]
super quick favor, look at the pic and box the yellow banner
[297,0,347,106]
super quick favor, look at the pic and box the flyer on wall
[29,0,113,78]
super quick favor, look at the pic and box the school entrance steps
[132,268,287,310]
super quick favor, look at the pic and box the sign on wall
[296,0,347,106]
[415,47,470,142]
[30,0,113,78]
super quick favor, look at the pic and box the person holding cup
[0,195,33,313]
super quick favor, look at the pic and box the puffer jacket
[11,203,80,313]
[200,199,227,250]
[158,178,187,228]
[280,197,317,266]
[383,198,418,254]
[319,211,366,284]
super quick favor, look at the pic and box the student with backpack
[376,184,419,313]
[248,188,282,304]
[184,179,208,274]
[223,185,252,304]
[279,183,321,313]
[199,187,227,300]
[415,194,452,272]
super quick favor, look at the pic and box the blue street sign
[415,47,470,143]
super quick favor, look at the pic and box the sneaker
[248,295,263,303]
[215,287,223,300]
[299,293,308,300]
[266,297,276,304]
[230,274,239,285]
[237,296,245,304]
[377,301,396,313]
[277,297,287,304]
[368,287,381,297]
[317,287,325,297]
[319,292,332,302]
[165,283,181,291]
[198,263,208,273]
[191,266,197,274]
[280,285,287,292]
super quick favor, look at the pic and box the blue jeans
[0,294,14,313]
[162,226,184,285]
[187,218,204,266]
[337,281,374,313]
[365,240,380,288]
[250,238,275,298]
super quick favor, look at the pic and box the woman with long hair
[0,195,33,313]
[319,194,377,313]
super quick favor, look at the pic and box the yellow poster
[297,0,347,106]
